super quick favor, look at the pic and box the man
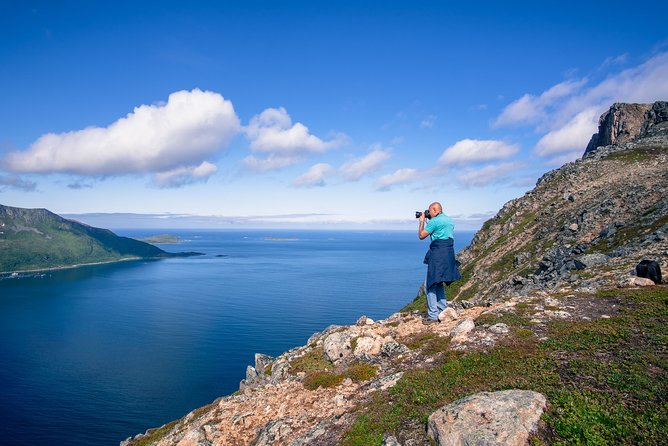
[418,202,461,324]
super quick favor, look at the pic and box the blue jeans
[426,281,447,320]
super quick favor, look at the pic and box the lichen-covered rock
[323,331,356,363]
[427,390,547,446]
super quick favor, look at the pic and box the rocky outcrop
[584,101,668,156]
[450,101,668,305]
[428,390,547,446]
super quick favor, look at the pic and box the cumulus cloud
[438,139,520,165]
[153,161,218,188]
[292,163,335,188]
[456,162,526,188]
[4,89,240,185]
[339,147,391,181]
[495,51,668,157]
[375,168,421,191]
[0,174,37,192]
[534,108,600,156]
[493,79,587,127]
[243,107,347,170]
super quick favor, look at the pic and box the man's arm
[418,216,430,240]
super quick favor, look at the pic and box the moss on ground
[341,287,668,446]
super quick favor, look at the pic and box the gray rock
[323,331,356,363]
[382,434,402,446]
[255,353,274,375]
[577,253,610,268]
[381,341,410,357]
[269,359,291,385]
[428,389,547,446]
[255,419,293,446]
[450,318,475,339]
[489,323,510,334]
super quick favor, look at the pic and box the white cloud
[292,163,335,188]
[241,154,301,172]
[456,162,525,188]
[243,107,347,170]
[420,114,437,128]
[153,161,218,188]
[339,147,392,181]
[375,168,421,191]
[495,51,668,158]
[534,108,599,156]
[5,89,240,179]
[438,139,520,165]
[493,79,587,127]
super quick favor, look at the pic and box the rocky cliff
[122,102,668,446]
[446,100,668,306]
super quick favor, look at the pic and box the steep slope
[447,101,668,305]
[122,102,667,446]
[0,204,199,273]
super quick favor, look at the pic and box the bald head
[428,202,442,217]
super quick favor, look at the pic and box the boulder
[355,315,375,326]
[577,253,610,268]
[438,307,459,322]
[353,336,382,356]
[450,318,475,339]
[428,389,547,446]
[323,331,356,363]
[489,323,510,334]
[636,259,662,284]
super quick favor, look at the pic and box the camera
[415,209,431,219]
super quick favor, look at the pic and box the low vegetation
[342,287,667,445]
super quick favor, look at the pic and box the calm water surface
[0,229,474,445]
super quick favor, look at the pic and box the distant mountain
[0,205,201,273]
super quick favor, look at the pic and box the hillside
[0,205,200,273]
[122,102,667,446]
[441,101,668,306]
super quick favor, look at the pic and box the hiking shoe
[422,317,439,325]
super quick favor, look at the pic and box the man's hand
[418,215,430,240]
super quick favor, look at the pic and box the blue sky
[1,0,667,229]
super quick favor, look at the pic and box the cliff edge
[122,102,668,446]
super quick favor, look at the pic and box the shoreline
[0,256,146,277]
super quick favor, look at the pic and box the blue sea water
[0,229,474,446]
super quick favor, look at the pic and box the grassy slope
[0,206,168,272]
[342,287,668,445]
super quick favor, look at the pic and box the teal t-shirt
[425,213,454,241]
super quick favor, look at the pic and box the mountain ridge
[0,204,201,274]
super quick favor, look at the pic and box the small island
[136,234,182,244]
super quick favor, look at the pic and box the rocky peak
[450,101,668,306]
[584,101,668,156]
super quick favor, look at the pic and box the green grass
[302,362,378,390]
[341,287,668,446]
[288,347,333,375]
[399,332,451,355]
